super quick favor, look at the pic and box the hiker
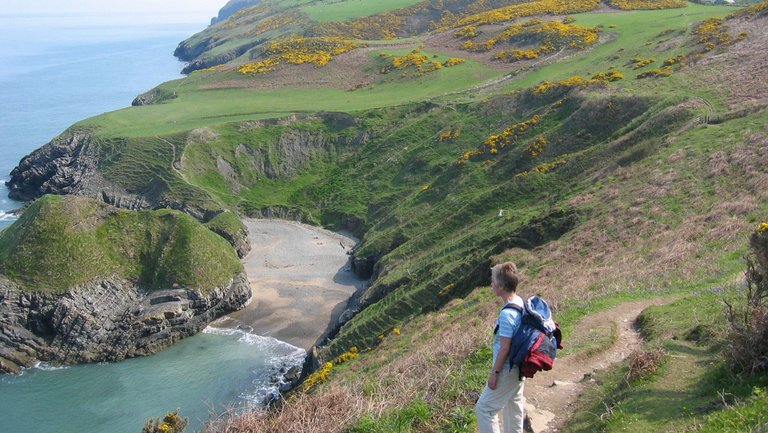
[475,261,525,433]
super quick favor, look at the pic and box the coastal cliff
[0,272,250,374]
[0,195,251,374]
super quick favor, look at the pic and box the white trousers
[475,367,525,433]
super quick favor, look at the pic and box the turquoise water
[0,14,306,433]
[0,15,199,229]
[0,328,305,433]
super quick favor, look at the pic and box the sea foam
[203,326,306,407]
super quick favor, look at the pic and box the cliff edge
[0,195,251,374]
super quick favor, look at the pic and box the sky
[2,0,228,24]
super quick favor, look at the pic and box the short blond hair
[491,262,519,293]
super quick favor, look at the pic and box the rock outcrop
[7,132,105,203]
[0,272,251,374]
[132,87,177,106]
[5,131,177,213]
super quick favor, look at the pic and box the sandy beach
[212,219,364,350]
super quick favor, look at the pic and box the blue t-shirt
[493,299,523,365]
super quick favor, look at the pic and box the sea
[0,13,305,433]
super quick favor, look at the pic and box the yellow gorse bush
[662,55,686,66]
[515,155,570,178]
[533,70,623,94]
[461,18,599,63]
[238,37,363,75]
[758,222,768,234]
[630,57,656,69]
[238,57,281,74]
[636,67,673,79]
[444,57,466,67]
[527,136,548,157]
[692,18,746,53]
[444,0,602,29]
[455,25,479,39]
[301,347,359,393]
[438,129,461,141]
[302,361,333,393]
[485,114,542,153]
[458,114,543,164]
[728,0,768,19]
[380,51,466,77]
[438,282,456,296]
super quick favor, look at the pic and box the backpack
[495,295,563,379]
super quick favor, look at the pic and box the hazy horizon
[2,0,226,24]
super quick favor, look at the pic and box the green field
[83,3,737,138]
[81,56,497,137]
[302,0,424,22]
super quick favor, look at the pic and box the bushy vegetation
[459,18,600,62]
[724,224,768,375]
[142,411,188,433]
[238,37,364,74]
[607,0,687,10]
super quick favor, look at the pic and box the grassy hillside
[0,195,243,293]
[10,0,768,430]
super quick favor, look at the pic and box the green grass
[0,195,242,293]
[81,58,497,137]
[564,287,768,433]
[349,399,432,433]
[77,5,734,140]
[8,3,768,430]
[501,4,734,96]
[302,0,424,22]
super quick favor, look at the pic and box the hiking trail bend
[523,298,673,432]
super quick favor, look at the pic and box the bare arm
[487,336,512,390]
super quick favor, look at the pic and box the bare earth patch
[689,15,768,108]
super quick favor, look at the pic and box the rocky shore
[0,272,251,374]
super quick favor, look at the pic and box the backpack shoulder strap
[494,298,525,335]
[502,303,524,313]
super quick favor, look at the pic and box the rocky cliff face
[7,132,156,209]
[0,273,251,374]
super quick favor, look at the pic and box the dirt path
[523,298,673,432]
[211,219,365,350]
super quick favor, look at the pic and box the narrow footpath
[524,298,673,432]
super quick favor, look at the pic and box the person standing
[475,262,525,433]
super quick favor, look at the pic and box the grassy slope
[195,3,767,431]
[565,288,768,433]
[505,5,734,91]
[301,0,425,22]
[0,195,242,294]
[82,56,497,137]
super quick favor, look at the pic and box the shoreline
[212,218,364,351]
